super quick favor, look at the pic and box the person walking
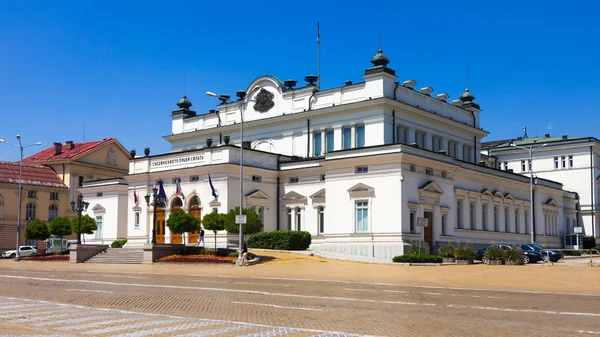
[240,243,249,267]
[198,227,205,247]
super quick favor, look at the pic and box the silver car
[2,246,38,258]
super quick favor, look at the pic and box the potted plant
[484,246,505,265]
[505,247,525,265]
[438,244,456,263]
[454,247,476,265]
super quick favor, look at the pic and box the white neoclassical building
[81,50,578,260]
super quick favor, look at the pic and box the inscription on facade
[151,155,204,167]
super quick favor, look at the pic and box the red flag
[133,186,139,205]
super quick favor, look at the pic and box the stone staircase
[86,248,144,264]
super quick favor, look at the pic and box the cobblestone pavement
[0,259,599,336]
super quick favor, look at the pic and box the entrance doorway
[170,198,183,244]
[155,209,166,244]
[189,196,201,244]
[424,211,434,254]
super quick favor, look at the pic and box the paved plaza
[0,252,599,336]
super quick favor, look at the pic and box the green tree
[49,216,72,251]
[202,212,226,250]
[24,219,50,249]
[71,214,98,244]
[224,207,263,240]
[166,210,200,254]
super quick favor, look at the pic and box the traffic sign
[416,217,429,227]
[574,227,583,234]
[235,215,247,224]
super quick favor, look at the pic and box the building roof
[482,135,593,149]
[0,161,67,188]
[23,138,114,163]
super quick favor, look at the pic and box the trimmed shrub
[438,244,455,258]
[455,247,476,260]
[247,230,311,250]
[562,249,583,256]
[505,248,525,265]
[407,245,427,255]
[110,239,128,248]
[392,254,443,264]
[484,246,506,261]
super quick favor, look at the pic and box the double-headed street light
[0,135,42,260]
[145,187,164,244]
[510,142,548,244]
[71,195,90,245]
[207,89,255,261]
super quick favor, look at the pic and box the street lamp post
[510,142,548,244]
[0,135,42,260]
[144,187,163,244]
[207,89,255,261]
[70,195,90,245]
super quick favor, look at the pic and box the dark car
[476,244,541,264]
[518,244,563,262]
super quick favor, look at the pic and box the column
[291,208,297,231]
[321,130,326,153]
[351,124,356,149]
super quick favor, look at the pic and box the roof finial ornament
[523,127,528,139]
[370,49,390,67]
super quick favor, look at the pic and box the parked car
[1,246,38,258]
[518,244,563,262]
[476,244,541,264]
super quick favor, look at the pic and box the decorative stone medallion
[253,88,275,113]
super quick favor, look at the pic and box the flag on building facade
[133,186,139,205]
[175,180,185,200]
[209,174,217,199]
[157,180,167,201]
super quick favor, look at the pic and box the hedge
[562,249,583,256]
[392,254,443,264]
[247,230,311,250]
[110,239,128,248]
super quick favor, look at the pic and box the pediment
[347,183,374,194]
[245,190,271,200]
[493,191,504,198]
[310,188,326,199]
[545,199,559,207]
[481,189,494,197]
[504,193,515,201]
[418,181,444,194]
[92,204,105,212]
[280,191,306,201]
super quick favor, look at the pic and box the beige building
[0,162,68,252]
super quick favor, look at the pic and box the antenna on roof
[184,72,187,96]
[465,62,469,89]
[317,22,321,91]
[379,24,382,50]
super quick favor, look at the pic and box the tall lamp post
[510,142,548,244]
[0,135,42,260]
[207,89,257,261]
[70,195,89,245]
[144,187,164,244]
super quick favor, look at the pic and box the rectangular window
[356,125,365,148]
[287,208,292,229]
[561,156,566,169]
[409,164,416,172]
[415,131,426,148]
[79,176,84,187]
[456,200,462,229]
[326,130,334,153]
[190,175,200,182]
[425,168,433,175]
[356,201,369,232]
[482,204,487,230]
[515,209,519,233]
[469,202,475,230]
[502,162,508,170]
[135,212,140,227]
[27,190,37,198]
[313,132,322,156]
[410,212,416,233]
[356,166,368,174]
[289,177,299,184]
[252,175,262,182]
[521,160,526,172]
[172,177,181,184]
[343,127,352,149]
[50,192,59,200]
[524,210,529,234]
[396,125,409,144]
[448,141,458,158]
[504,207,510,233]
[493,206,498,231]
[569,155,573,168]
[96,192,103,197]
[95,216,103,239]
[320,174,326,181]
[554,157,559,169]
[318,206,325,233]
[295,207,302,231]
[463,145,469,161]
[441,215,447,235]
[432,136,440,152]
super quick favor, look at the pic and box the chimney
[517,136,523,141]
[545,133,550,138]
[53,142,63,156]
[562,135,568,140]
[65,140,74,150]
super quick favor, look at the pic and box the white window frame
[318,206,325,234]
[95,215,103,239]
[456,199,463,229]
[569,155,573,168]
[355,200,369,233]
[482,203,488,231]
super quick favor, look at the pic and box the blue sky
[1,1,599,161]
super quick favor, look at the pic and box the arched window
[26,203,36,221]
[171,197,183,209]
[48,204,59,221]
[189,196,200,208]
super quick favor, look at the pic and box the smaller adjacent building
[0,161,68,252]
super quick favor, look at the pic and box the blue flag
[157,180,167,201]
[209,174,217,199]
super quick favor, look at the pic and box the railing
[590,249,599,267]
